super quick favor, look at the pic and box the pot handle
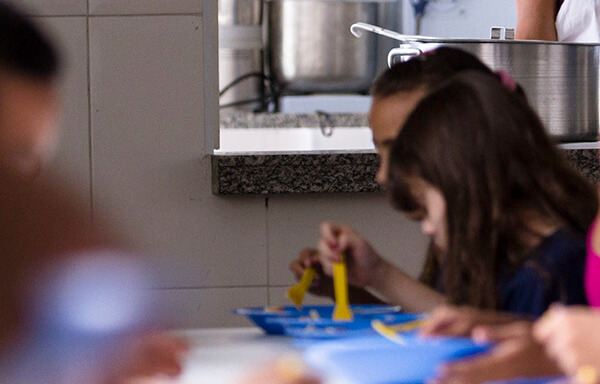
[350,22,439,42]
[387,47,423,68]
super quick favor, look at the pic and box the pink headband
[496,70,517,92]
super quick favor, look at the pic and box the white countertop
[178,328,300,384]
[559,141,600,149]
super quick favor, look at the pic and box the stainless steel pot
[267,0,400,95]
[218,0,265,111]
[352,23,600,142]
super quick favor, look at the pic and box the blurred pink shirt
[586,217,600,307]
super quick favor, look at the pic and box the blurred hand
[421,305,523,338]
[290,248,334,299]
[240,356,321,384]
[107,332,189,384]
[429,335,560,384]
[316,221,383,289]
[471,320,533,344]
[534,305,600,376]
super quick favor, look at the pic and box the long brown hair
[387,72,597,309]
[370,47,525,99]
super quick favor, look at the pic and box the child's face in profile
[408,177,448,252]
[0,73,60,176]
[368,89,426,186]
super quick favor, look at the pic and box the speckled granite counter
[212,148,600,195]
[213,112,600,195]
[220,111,368,129]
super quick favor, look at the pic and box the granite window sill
[211,149,600,195]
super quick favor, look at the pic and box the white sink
[216,127,375,153]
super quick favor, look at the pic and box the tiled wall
[20,0,429,328]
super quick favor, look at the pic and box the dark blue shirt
[498,228,588,317]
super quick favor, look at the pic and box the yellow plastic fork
[333,252,353,321]
[371,319,427,345]
[286,267,316,309]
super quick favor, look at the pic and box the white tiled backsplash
[89,0,202,15]
[15,0,520,328]
[19,0,86,15]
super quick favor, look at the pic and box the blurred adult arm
[515,0,558,41]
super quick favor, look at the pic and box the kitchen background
[21,0,516,328]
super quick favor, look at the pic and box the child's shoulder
[532,227,586,269]
[499,227,588,315]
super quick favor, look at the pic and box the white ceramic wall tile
[90,16,267,288]
[268,287,333,308]
[15,0,86,15]
[152,287,268,328]
[267,193,429,287]
[36,17,91,211]
[90,0,202,15]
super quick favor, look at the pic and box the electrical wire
[219,71,280,112]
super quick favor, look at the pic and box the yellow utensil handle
[333,254,350,307]
[388,319,427,332]
[299,267,316,289]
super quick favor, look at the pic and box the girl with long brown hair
[312,69,596,318]
[386,70,596,313]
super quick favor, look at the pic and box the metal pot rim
[351,22,600,47]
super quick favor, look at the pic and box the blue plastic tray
[273,312,424,339]
[303,334,492,384]
[233,304,402,335]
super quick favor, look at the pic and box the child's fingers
[420,306,460,336]
[472,321,532,343]
[290,259,305,281]
[320,221,343,250]
[316,239,335,275]
[298,248,319,268]
[336,230,358,256]
[420,317,455,336]
[317,237,342,264]
[533,307,564,344]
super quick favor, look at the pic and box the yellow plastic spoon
[371,319,427,345]
[332,252,353,321]
[286,267,316,309]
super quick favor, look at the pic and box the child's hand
[316,221,384,289]
[471,320,533,343]
[421,305,523,337]
[107,332,189,384]
[289,248,334,298]
[240,356,321,384]
[429,336,560,384]
[534,305,600,377]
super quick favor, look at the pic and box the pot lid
[350,22,600,46]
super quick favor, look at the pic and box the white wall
[20,0,428,328]
[401,0,517,38]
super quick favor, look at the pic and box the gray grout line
[35,12,203,18]
[148,285,277,290]
[86,15,94,223]
[265,197,271,305]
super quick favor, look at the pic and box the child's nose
[421,220,435,236]
[375,161,388,186]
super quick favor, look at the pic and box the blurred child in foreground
[0,1,186,382]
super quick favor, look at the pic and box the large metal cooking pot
[351,23,600,142]
[267,0,400,95]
